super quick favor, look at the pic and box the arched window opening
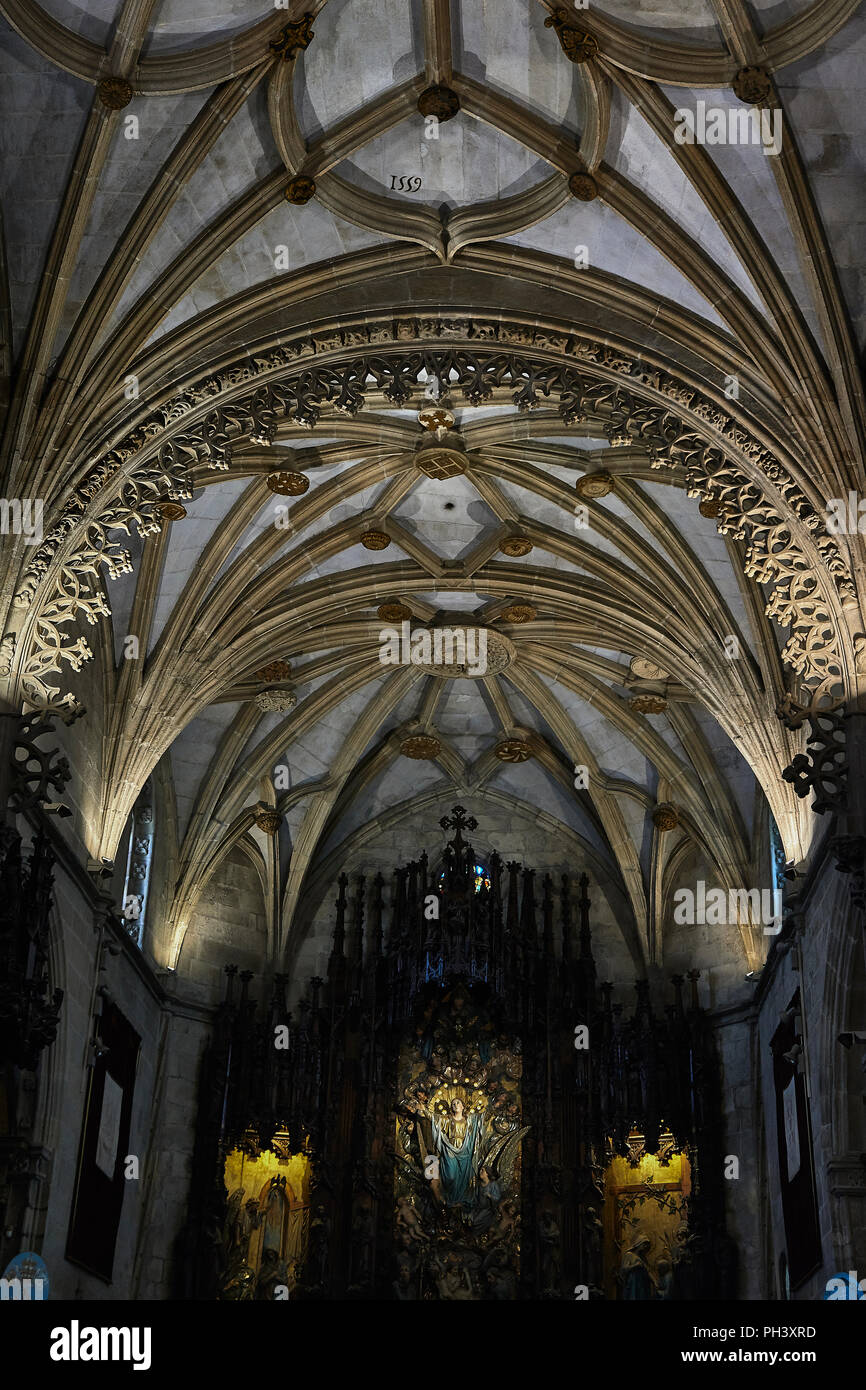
[769,817,785,897]
[121,780,154,948]
[437,861,490,895]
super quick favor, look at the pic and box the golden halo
[429,1082,487,1118]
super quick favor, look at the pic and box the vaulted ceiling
[1,0,863,982]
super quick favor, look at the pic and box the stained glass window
[438,861,490,893]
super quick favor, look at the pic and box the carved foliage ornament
[652,803,680,831]
[501,603,536,624]
[409,626,515,678]
[732,67,774,107]
[266,470,309,495]
[16,435,190,707]
[0,633,15,677]
[401,734,441,759]
[19,318,851,710]
[269,15,315,62]
[361,530,391,551]
[377,602,412,622]
[255,689,297,712]
[417,86,460,122]
[630,694,667,715]
[576,470,614,499]
[568,172,598,202]
[255,660,292,683]
[543,11,599,63]
[97,78,133,110]
[253,803,282,835]
[494,738,532,762]
[285,177,316,205]
[499,535,533,557]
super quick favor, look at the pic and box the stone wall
[175,845,269,1004]
[754,848,866,1301]
[22,816,212,1300]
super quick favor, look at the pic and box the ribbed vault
[1,0,864,992]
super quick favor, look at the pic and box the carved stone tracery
[776,689,848,814]
[10,711,73,812]
[12,316,852,710]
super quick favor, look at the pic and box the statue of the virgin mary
[430,1086,485,1206]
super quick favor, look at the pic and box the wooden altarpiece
[179,808,733,1300]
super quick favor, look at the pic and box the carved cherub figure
[396,1196,427,1242]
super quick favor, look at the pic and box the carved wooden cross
[440,805,478,838]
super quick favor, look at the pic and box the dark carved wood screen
[180,807,730,1300]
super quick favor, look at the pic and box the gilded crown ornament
[285,176,316,204]
[401,734,441,759]
[417,85,460,122]
[267,470,309,495]
[575,470,614,499]
[269,15,315,61]
[543,11,599,62]
[361,530,391,550]
[568,172,598,201]
[97,77,133,109]
[499,535,533,557]
[652,803,680,831]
